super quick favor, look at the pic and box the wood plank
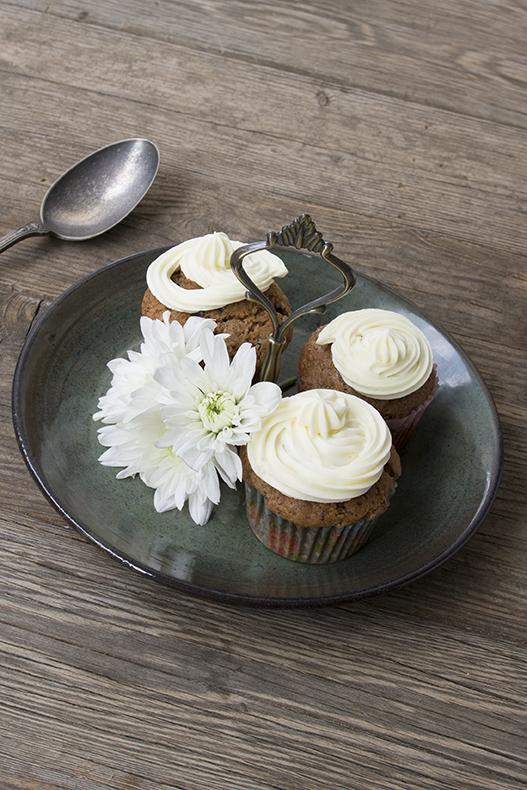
[1,8,527,255]
[11,0,527,130]
[0,521,525,790]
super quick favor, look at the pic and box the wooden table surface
[1,2,526,788]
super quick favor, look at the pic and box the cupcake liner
[387,375,438,451]
[245,484,383,564]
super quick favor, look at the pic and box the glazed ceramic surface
[12,248,502,605]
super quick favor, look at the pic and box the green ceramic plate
[12,248,502,606]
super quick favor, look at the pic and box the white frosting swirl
[247,389,392,502]
[317,309,433,400]
[146,232,288,312]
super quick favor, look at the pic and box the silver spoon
[0,138,160,254]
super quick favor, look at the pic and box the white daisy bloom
[93,312,222,525]
[156,332,282,484]
[97,411,219,526]
[93,311,217,425]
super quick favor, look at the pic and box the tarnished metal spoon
[0,138,160,253]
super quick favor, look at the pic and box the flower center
[198,390,240,433]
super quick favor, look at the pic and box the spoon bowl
[42,138,159,240]
[0,138,160,253]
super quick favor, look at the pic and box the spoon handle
[0,221,48,254]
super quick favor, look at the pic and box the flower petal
[246,381,282,412]
[200,333,231,389]
[188,492,214,525]
[183,317,216,352]
[214,446,243,485]
[228,343,256,398]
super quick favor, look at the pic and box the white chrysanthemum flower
[94,311,217,424]
[94,312,222,525]
[156,332,282,484]
[97,411,219,525]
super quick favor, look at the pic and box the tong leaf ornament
[267,214,326,253]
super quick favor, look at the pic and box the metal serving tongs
[230,214,356,383]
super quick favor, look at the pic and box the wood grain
[2,5,527,255]
[0,0,526,787]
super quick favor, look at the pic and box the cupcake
[142,231,291,372]
[242,389,401,564]
[298,309,438,449]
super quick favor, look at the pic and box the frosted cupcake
[298,309,437,449]
[142,231,291,371]
[242,389,401,564]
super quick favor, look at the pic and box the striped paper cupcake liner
[245,484,382,564]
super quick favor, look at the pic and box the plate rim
[11,246,504,607]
